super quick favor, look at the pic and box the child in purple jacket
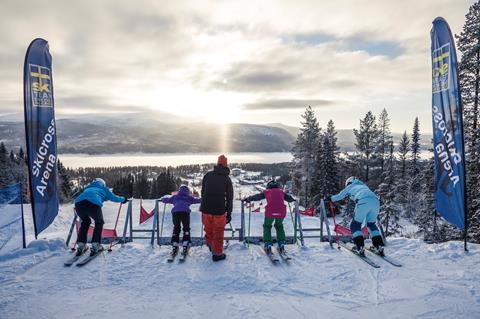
[160,185,201,247]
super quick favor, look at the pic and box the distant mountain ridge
[0,114,427,154]
[0,116,295,154]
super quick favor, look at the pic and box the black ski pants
[171,212,191,244]
[75,200,104,244]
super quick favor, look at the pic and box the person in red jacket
[244,180,295,254]
[200,155,234,262]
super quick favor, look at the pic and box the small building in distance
[231,168,244,176]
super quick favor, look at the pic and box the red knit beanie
[217,154,228,167]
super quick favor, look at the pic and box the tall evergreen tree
[397,131,410,180]
[133,171,149,198]
[407,117,422,219]
[291,106,321,205]
[57,159,73,203]
[415,154,437,241]
[377,142,402,236]
[457,1,480,243]
[323,120,340,196]
[0,142,13,188]
[353,111,379,182]
[410,117,421,177]
[377,108,393,174]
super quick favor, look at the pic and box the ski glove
[226,213,232,224]
[122,197,129,204]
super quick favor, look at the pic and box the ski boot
[375,246,385,256]
[75,242,88,257]
[264,243,273,254]
[278,241,286,254]
[90,242,104,256]
[212,253,226,262]
[353,236,365,257]
[352,246,365,257]
[181,241,190,255]
[371,235,385,256]
[182,232,191,245]
[171,241,180,253]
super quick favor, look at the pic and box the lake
[59,152,293,168]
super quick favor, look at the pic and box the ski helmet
[266,180,280,189]
[345,176,357,187]
[179,184,190,194]
[94,178,106,187]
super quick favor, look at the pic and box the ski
[264,248,279,264]
[339,242,380,268]
[178,246,189,262]
[64,249,88,267]
[76,248,104,267]
[367,247,402,267]
[277,248,292,261]
[167,246,179,263]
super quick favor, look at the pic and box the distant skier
[244,180,295,254]
[200,155,233,261]
[160,185,201,247]
[74,178,127,256]
[329,177,385,256]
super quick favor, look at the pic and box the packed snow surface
[1,191,479,318]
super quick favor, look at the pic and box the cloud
[285,32,405,58]
[243,99,334,110]
[0,0,473,132]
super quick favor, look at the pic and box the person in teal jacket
[74,178,126,256]
[329,176,385,256]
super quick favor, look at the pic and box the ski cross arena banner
[430,18,465,230]
[0,183,26,255]
[23,38,59,236]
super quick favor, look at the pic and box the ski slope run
[1,198,479,318]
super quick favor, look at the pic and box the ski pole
[247,204,252,247]
[108,202,124,252]
[290,203,299,245]
[67,209,78,251]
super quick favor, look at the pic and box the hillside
[0,115,428,154]
[0,116,295,154]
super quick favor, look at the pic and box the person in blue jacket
[160,185,201,247]
[329,176,385,256]
[74,178,126,256]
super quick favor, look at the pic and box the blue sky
[0,0,475,133]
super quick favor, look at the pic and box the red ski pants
[202,213,226,255]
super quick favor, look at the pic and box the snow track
[1,238,479,319]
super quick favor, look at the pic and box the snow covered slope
[0,198,479,319]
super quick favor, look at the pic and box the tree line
[0,142,72,203]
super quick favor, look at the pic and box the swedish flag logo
[29,64,53,107]
[432,43,450,93]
